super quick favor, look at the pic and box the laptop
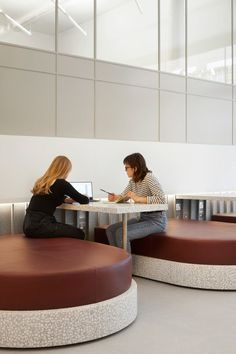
[70,181,98,202]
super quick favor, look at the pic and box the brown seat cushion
[212,213,236,223]
[95,219,236,266]
[132,219,236,265]
[0,235,132,311]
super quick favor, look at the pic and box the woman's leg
[106,218,138,248]
[24,212,85,239]
[107,213,167,252]
[46,221,85,239]
[126,213,167,252]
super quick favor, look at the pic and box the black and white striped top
[121,172,166,204]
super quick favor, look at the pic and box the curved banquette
[0,234,137,348]
[94,219,236,290]
[211,213,236,223]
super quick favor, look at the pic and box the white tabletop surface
[176,192,236,201]
[58,201,168,214]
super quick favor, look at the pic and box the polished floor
[1,276,236,354]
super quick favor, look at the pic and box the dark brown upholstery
[94,219,236,266]
[212,213,236,223]
[0,234,132,311]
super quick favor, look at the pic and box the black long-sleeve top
[27,179,89,216]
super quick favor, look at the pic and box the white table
[175,192,236,220]
[58,201,168,250]
[176,192,236,201]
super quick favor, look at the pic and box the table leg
[85,211,89,239]
[122,213,128,250]
[78,211,89,240]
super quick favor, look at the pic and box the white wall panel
[96,82,158,141]
[96,61,158,89]
[188,78,232,100]
[160,73,185,93]
[233,86,236,100]
[160,91,186,143]
[187,95,232,145]
[1,135,236,203]
[0,44,55,73]
[57,55,94,79]
[233,101,236,144]
[57,76,94,138]
[0,67,55,136]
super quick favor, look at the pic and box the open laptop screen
[70,181,93,200]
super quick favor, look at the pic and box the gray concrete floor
[1,276,236,354]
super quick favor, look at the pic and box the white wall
[0,30,54,52]
[1,134,236,203]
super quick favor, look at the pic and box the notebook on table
[115,195,127,203]
[70,181,98,202]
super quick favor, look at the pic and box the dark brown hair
[123,153,151,183]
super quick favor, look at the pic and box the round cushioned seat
[211,213,236,223]
[132,219,236,290]
[0,235,137,348]
[132,219,236,265]
[0,234,131,310]
[94,219,236,290]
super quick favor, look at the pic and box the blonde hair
[32,156,72,195]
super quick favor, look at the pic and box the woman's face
[124,164,135,178]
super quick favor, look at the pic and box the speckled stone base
[132,255,236,290]
[0,280,137,348]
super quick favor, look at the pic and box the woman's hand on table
[64,197,74,204]
[126,192,147,204]
[108,193,116,202]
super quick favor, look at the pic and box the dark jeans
[23,210,85,239]
[106,211,167,253]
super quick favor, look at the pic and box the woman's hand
[64,197,74,204]
[108,193,116,202]
[126,192,147,204]
[126,191,138,202]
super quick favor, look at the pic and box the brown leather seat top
[0,235,132,311]
[131,219,236,265]
[212,213,236,223]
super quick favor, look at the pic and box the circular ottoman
[0,234,137,348]
[132,219,236,289]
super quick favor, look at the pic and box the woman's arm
[126,192,147,203]
[108,182,132,202]
[146,174,166,204]
[63,181,89,204]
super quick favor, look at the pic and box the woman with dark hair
[106,153,167,252]
[23,155,89,239]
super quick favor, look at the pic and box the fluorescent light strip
[0,9,32,36]
[134,0,143,14]
[52,1,87,37]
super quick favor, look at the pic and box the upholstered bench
[212,213,236,223]
[0,234,137,348]
[94,219,236,290]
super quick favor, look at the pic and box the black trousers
[23,210,85,239]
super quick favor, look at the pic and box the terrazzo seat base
[132,256,236,290]
[0,280,137,348]
[95,219,236,290]
[0,234,137,348]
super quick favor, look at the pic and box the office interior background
[1,2,236,354]
[0,0,236,206]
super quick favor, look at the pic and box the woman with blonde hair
[23,155,89,239]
